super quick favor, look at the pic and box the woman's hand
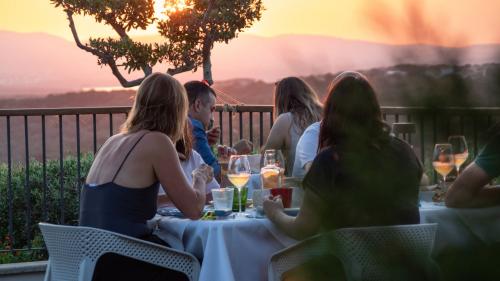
[193,164,214,184]
[263,195,285,220]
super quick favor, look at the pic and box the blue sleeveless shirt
[79,133,160,238]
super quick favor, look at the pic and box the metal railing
[0,104,273,257]
[0,105,499,257]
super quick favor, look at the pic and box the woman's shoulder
[270,113,293,133]
[276,112,294,123]
[128,130,175,151]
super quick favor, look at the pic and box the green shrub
[0,153,93,262]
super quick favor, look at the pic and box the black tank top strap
[112,132,149,182]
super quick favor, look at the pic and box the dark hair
[274,77,322,132]
[184,81,217,106]
[319,71,390,150]
[175,121,193,160]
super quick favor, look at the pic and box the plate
[157,207,184,218]
[157,206,210,218]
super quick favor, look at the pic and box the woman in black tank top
[80,73,213,281]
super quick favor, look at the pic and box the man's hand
[193,164,214,184]
[233,139,253,154]
[206,126,220,146]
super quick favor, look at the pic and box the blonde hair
[122,73,188,142]
[274,77,323,132]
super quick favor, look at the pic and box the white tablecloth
[156,213,297,281]
[419,202,500,256]
[155,203,500,281]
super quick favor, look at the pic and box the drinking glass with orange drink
[432,143,455,190]
[448,135,468,174]
[261,149,285,189]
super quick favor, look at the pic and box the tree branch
[103,15,153,79]
[167,63,196,76]
[66,10,147,88]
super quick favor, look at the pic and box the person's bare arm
[148,133,210,219]
[262,113,291,152]
[445,163,500,208]
[264,189,321,240]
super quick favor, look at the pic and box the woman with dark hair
[263,77,322,175]
[264,71,423,280]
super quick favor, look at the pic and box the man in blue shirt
[185,81,252,180]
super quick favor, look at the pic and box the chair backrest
[39,222,200,281]
[269,223,438,281]
[332,223,438,281]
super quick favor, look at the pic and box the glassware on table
[232,186,248,212]
[212,187,234,211]
[227,155,251,215]
[432,143,455,190]
[261,149,285,189]
[448,135,469,174]
[270,187,293,208]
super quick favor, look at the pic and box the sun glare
[154,0,190,20]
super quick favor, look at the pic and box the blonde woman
[80,73,212,281]
[263,77,322,176]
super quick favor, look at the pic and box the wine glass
[448,135,468,174]
[261,149,285,188]
[432,143,455,189]
[227,155,251,215]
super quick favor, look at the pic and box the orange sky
[1,0,500,47]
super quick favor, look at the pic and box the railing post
[228,111,233,147]
[93,114,97,154]
[259,112,264,148]
[109,113,114,137]
[249,112,254,145]
[76,114,81,201]
[6,116,14,247]
[24,115,32,248]
[59,115,65,223]
[42,115,48,221]
[219,111,223,145]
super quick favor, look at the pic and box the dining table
[154,198,500,281]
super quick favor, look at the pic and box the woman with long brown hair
[264,71,423,280]
[263,77,322,175]
[80,73,212,281]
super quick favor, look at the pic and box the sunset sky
[1,0,500,47]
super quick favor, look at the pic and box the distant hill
[1,63,500,164]
[2,63,500,107]
[1,30,500,97]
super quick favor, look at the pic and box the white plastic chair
[269,223,439,281]
[39,222,200,281]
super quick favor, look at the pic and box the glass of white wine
[432,143,455,189]
[227,155,251,215]
[448,135,468,174]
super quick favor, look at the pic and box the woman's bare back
[85,130,157,189]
